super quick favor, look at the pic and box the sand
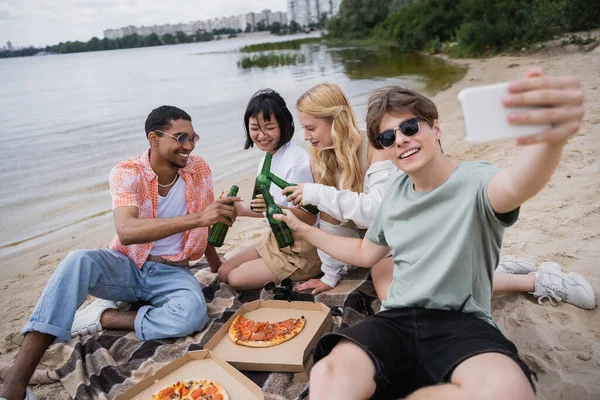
[1,41,599,399]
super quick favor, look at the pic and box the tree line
[326,0,600,56]
[0,30,217,59]
[0,21,306,59]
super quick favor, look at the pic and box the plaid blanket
[35,261,379,399]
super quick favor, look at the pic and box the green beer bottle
[267,172,319,215]
[207,185,239,247]
[253,152,273,201]
[259,184,294,248]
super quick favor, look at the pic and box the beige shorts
[254,231,322,282]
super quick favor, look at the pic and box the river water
[0,32,465,254]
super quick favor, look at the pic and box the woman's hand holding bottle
[283,183,305,206]
[249,194,267,213]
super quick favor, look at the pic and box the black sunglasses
[375,117,421,148]
[155,129,200,146]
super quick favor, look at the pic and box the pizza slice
[151,380,183,400]
[228,314,306,347]
[153,379,228,400]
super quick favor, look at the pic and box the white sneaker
[496,257,536,275]
[532,262,597,310]
[71,298,118,337]
[25,387,37,400]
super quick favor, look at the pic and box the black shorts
[313,307,536,400]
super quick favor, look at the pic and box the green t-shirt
[365,161,519,326]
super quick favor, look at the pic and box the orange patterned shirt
[109,149,214,268]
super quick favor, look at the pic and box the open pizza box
[115,350,264,400]
[204,299,333,382]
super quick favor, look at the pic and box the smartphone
[458,82,551,143]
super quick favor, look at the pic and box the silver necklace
[157,174,178,188]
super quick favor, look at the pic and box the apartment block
[103,6,300,40]
[287,0,341,26]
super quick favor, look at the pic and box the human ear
[148,132,160,147]
[433,120,442,140]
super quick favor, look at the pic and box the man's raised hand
[504,68,584,146]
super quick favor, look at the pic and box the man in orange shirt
[0,105,240,400]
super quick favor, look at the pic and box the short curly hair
[144,105,192,137]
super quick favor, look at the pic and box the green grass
[324,37,398,49]
[240,37,321,52]
[238,53,306,69]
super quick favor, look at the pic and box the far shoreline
[0,31,311,60]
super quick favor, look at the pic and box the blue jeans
[22,249,209,343]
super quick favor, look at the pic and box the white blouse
[256,141,314,208]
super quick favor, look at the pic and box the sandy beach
[1,42,599,399]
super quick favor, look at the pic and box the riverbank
[1,46,599,399]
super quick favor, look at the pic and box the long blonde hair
[296,83,363,193]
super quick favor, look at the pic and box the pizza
[228,314,305,347]
[151,379,228,400]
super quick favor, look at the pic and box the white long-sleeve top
[302,159,402,230]
[302,159,402,288]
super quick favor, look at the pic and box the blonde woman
[286,83,399,295]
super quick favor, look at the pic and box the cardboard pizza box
[115,350,264,400]
[204,300,333,380]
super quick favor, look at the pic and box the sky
[0,0,286,48]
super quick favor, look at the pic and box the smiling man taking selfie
[276,69,588,400]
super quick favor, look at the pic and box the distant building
[255,11,268,27]
[239,12,262,31]
[287,0,341,27]
[269,11,288,25]
[287,0,311,27]
[104,29,119,40]
[103,8,288,40]
[7,40,14,51]
[193,20,209,32]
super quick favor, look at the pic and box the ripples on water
[0,32,465,251]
